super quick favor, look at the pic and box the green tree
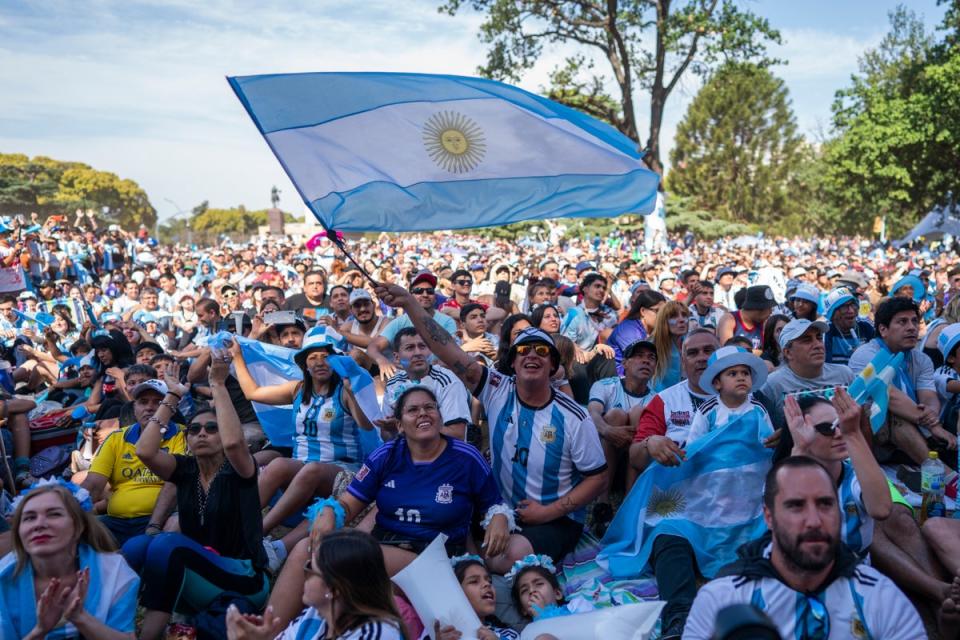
[190,205,299,242]
[440,0,781,174]
[53,166,156,229]
[824,5,960,235]
[666,63,803,226]
[0,153,156,228]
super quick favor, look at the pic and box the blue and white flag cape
[847,349,902,433]
[228,72,660,232]
[599,409,772,579]
[212,333,383,452]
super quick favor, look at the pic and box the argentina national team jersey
[293,384,361,465]
[382,365,472,428]
[348,435,503,543]
[837,460,872,554]
[588,376,655,413]
[475,367,606,522]
[683,544,923,640]
[686,396,774,446]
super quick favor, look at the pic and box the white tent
[896,198,960,246]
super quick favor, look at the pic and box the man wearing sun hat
[823,287,875,366]
[375,281,607,570]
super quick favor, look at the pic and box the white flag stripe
[266,98,639,202]
[645,462,768,528]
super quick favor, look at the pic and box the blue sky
[0,0,947,222]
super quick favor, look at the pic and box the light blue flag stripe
[847,350,901,433]
[224,334,383,452]
[599,409,772,580]
[227,72,660,232]
[229,72,640,154]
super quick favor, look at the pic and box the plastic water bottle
[920,451,945,524]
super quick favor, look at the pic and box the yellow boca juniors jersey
[89,423,188,518]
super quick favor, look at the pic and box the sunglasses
[187,422,219,436]
[812,420,838,437]
[515,344,551,357]
[411,287,436,295]
[222,291,238,298]
[455,279,473,286]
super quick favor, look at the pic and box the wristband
[481,503,520,532]
[166,390,182,400]
[159,400,178,413]
[306,497,346,530]
[145,523,162,531]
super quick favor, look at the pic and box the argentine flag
[213,333,383,452]
[228,72,660,232]
[847,349,902,433]
[599,409,772,579]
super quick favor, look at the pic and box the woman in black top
[124,352,269,640]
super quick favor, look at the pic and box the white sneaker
[262,537,287,573]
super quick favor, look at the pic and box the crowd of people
[0,209,959,639]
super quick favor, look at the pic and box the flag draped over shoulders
[599,408,773,580]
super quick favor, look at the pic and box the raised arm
[375,283,484,391]
[209,347,256,479]
[135,364,187,481]
[227,338,298,404]
[833,388,892,520]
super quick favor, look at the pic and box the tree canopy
[0,153,157,229]
[667,62,803,227]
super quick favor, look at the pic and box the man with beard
[683,456,924,640]
[340,288,386,357]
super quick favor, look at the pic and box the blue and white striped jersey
[837,460,873,554]
[687,395,774,445]
[474,367,606,522]
[588,376,655,413]
[383,365,472,428]
[683,545,923,640]
[293,383,361,465]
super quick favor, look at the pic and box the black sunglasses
[812,421,837,437]
[455,279,473,286]
[411,287,436,295]
[187,422,219,436]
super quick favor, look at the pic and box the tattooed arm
[375,283,484,391]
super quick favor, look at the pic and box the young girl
[508,555,593,626]
[687,346,773,445]
[434,555,519,640]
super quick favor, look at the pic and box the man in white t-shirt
[684,456,924,640]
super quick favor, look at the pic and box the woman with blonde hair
[0,480,139,639]
[651,300,689,391]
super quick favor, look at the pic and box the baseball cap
[623,339,657,359]
[778,319,828,350]
[349,288,373,305]
[410,270,438,288]
[131,379,169,400]
[789,283,820,304]
[824,287,856,321]
[938,324,960,360]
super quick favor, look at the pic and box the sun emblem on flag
[648,486,687,518]
[423,111,486,173]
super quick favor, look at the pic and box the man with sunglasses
[684,456,922,640]
[368,271,458,381]
[81,379,187,545]
[375,281,607,572]
[439,269,479,313]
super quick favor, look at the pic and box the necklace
[196,459,226,526]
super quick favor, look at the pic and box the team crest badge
[851,614,867,638]
[540,424,557,445]
[435,483,454,504]
[356,465,370,481]
[321,407,336,422]
[844,501,859,517]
